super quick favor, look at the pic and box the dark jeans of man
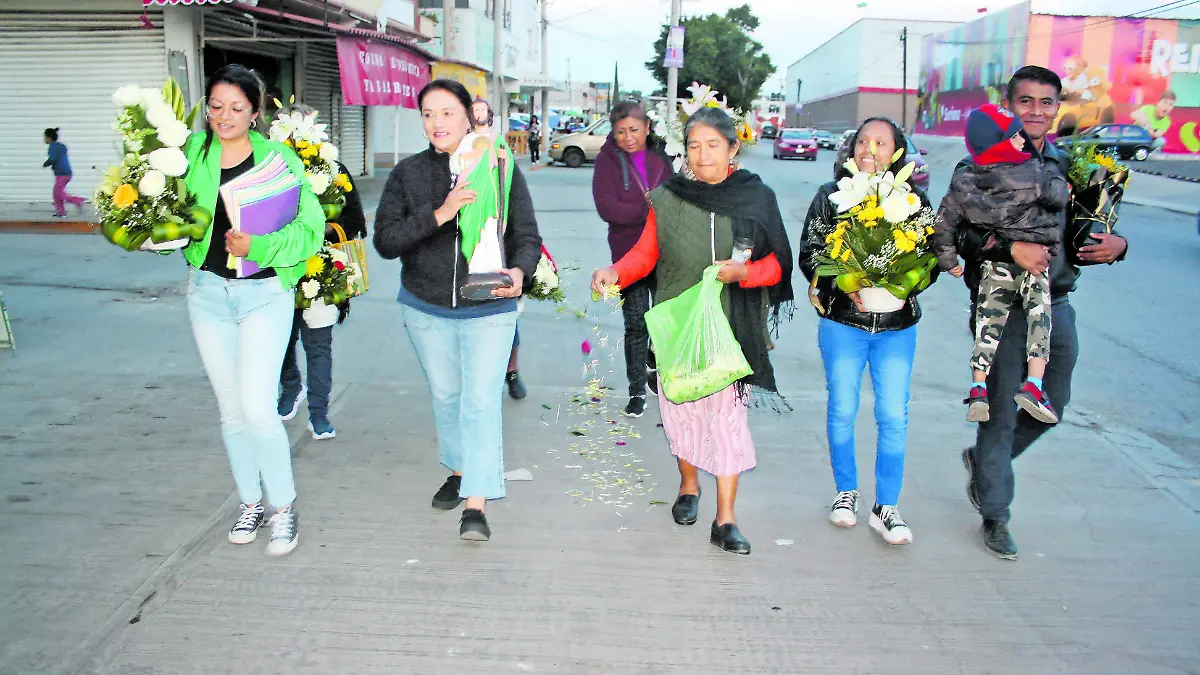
[620,274,654,397]
[975,300,1079,524]
[529,137,540,163]
[280,309,334,418]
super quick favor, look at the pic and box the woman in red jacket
[591,100,673,417]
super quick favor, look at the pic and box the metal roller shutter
[0,11,167,204]
[305,43,366,176]
[339,103,367,176]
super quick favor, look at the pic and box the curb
[0,220,95,234]
[1130,166,1200,184]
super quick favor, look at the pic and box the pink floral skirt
[657,382,756,476]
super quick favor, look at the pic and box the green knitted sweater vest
[651,186,734,313]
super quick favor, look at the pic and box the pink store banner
[335,36,430,108]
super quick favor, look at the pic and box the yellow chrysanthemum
[113,183,138,209]
[831,238,844,257]
[863,220,878,229]
[705,100,720,108]
[893,231,916,252]
[305,255,324,277]
[840,248,852,261]
[904,230,921,242]
[926,226,935,234]
[296,140,309,149]
[301,146,319,158]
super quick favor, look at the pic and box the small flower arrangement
[650,82,757,171]
[1061,133,1130,265]
[812,146,939,301]
[296,246,364,312]
[96,79,211,252]
[268,98,353,221]
[528,244,566,303]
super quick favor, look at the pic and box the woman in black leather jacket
[797,116,937,547]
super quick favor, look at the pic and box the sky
[544,0,1200,95]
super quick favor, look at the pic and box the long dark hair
[835,116,909,182]
[44,127,60,141]
[418,78,473,114]
[201,64,265,158]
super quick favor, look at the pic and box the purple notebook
[233,185,300,277]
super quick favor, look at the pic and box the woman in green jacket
[182,65,324,556]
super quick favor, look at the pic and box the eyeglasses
[205,103,251,118]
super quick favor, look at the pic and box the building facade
[784,18,961,133]
[0,0,436,205]
[917,1,1200,155]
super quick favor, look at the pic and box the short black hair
[609,99,648,127]
[418,79,474,118]
[44,127,59,141]
[1006,65,1062,102]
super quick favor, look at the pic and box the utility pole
[540,0,549,160]
[666,0,681,117]
[900,26,908,131]
[493,0,505,124]
[442,0,454,58]
[613,61,619,111]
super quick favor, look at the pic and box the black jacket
[332,161,367,242]
[951,140,1126,301]
[373,146,542,309]
[798,181,935,334]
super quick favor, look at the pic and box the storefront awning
[335,35,430,108]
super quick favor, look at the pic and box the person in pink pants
[44,128,86,218]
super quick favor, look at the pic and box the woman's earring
[204,112,211,121]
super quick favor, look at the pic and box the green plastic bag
[645,265,753,404]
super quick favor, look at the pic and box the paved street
[1,140,1199,674]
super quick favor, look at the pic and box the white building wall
[786,22,863,106]
[857,19,962,92]
[369,106,426,168]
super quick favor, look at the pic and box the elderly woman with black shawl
[591,107,793,555]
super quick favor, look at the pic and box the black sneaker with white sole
[432,475,464,510]
[228,502,265,544]
[869,504,913,545]
[459,508,491,541]
[829,490,859,527]
[623,395,646,418]
[266,504,299,556]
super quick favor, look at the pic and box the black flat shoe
[505,371,527,400]
[671,487,701,525]
[431,475,463,510]
[710,521,751,555]
[459,508,491,541]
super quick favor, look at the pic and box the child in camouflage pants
[933,104,1069,425]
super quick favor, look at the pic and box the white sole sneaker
[280,386,307,421]
[830,509,857,528]
[228,529,258,544]
[267,534,299,557]
[870,513,913,545]
[307,421,336,440]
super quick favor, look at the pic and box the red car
[773,128,819,161]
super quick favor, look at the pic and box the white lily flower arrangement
[651,82,758,171]
[267,97,353,222]
[812,142,939,302]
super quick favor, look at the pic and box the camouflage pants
[971,261,1051,375]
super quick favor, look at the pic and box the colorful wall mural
[917,3,1200,155]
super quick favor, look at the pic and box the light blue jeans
[817,319,917,506]
[188,268,297,507]
[401,304,517,500]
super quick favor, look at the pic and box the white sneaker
[870,504,913,545]
[829,490,859,527]
[228,502,264,544]
[266,504,299,556]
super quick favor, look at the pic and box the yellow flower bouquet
[811,147,939,309]
[267,99,353,222]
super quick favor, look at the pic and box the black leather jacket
[798,181,935,334]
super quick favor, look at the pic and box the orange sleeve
[739,253,782,289]
[611,207,659,287]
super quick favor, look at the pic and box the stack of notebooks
[220,151,301,277]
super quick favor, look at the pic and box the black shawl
[662,169,795,397]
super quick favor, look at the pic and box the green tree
[645,4,775,111]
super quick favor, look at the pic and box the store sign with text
[336,36,430,108]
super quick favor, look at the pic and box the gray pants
[974,300,1079,524]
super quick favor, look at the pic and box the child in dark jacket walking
[933,104,1069,426]
[43,128,86,218]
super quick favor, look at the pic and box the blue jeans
[817,319,917,506]
[401,304,517,500]
[188,268,297,507]
[280,309,333,419]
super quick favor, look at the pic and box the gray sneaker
[278,386,306,421]
[266,504,299,556]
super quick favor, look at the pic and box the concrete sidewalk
[1,158,1198,674]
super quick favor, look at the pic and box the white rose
[301,280,321,299]
[308,171,331,195]
[138,169,167,198]
[327,248,349,264]
[140,88,166,110]
[318,143,339,163]
[146,105,177,130]
[147,147,189,177]
[155,119,190,148]
[113,85,142,108]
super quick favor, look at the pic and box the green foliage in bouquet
[295,247,363,310]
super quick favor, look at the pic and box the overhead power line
[933,0,1199,46]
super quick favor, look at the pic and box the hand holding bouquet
[1063,139,1131,267]
[528,244,566,303]
[96,79,210,252]
[813,147,939,303]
